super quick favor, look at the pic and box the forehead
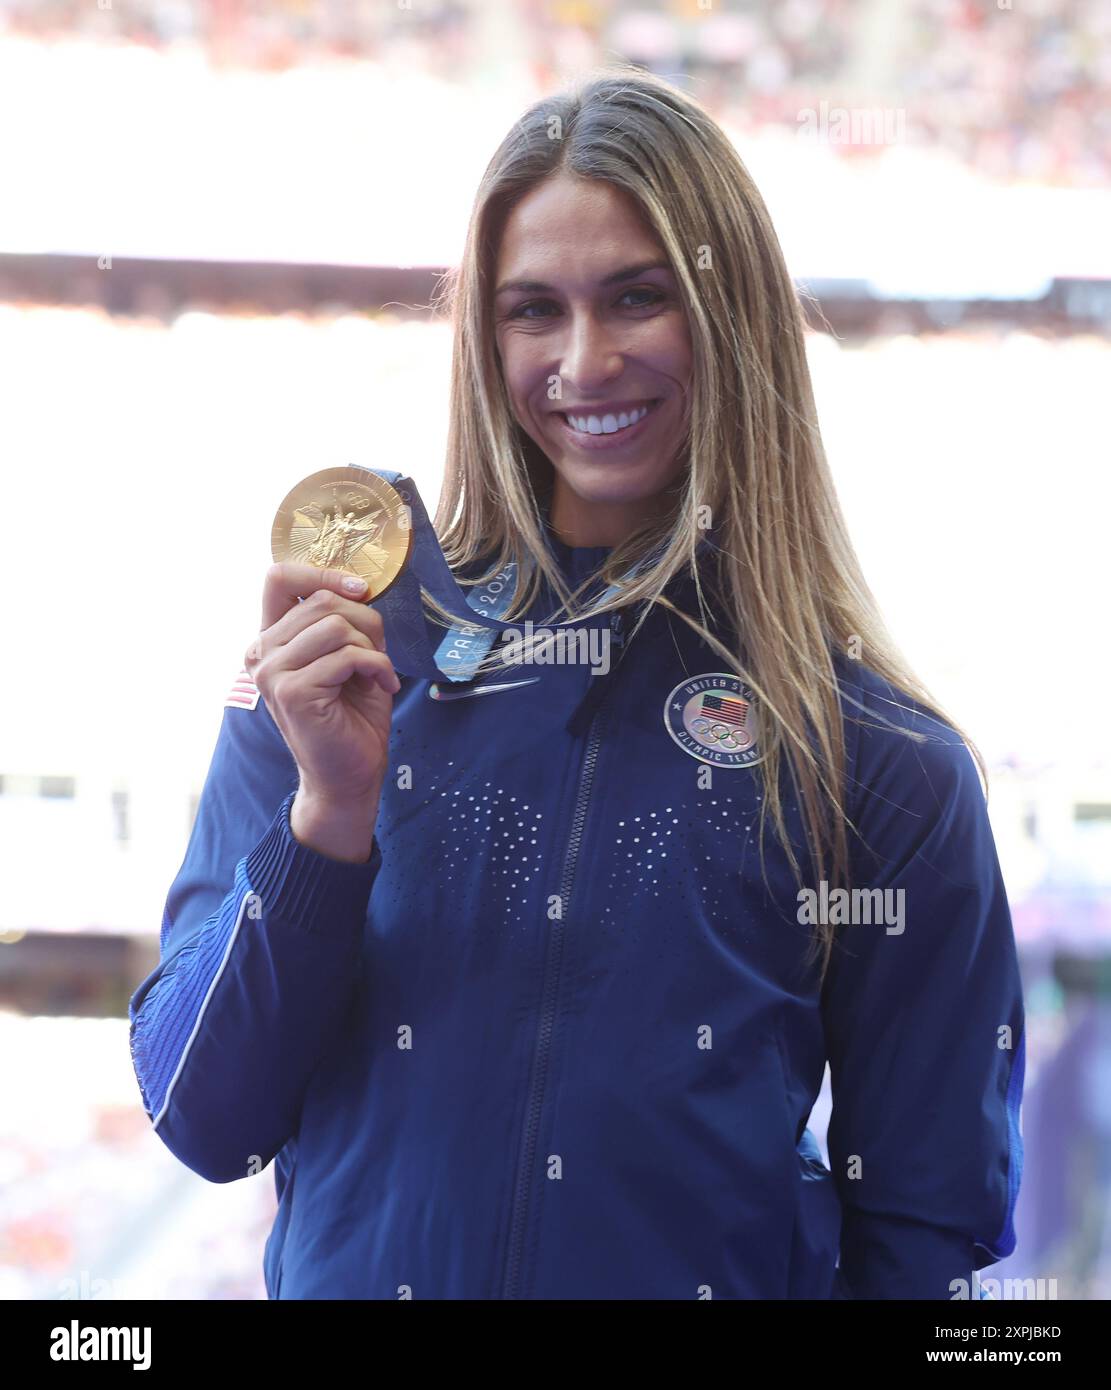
[495,175,663,279]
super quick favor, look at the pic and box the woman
[129,66,1024,1300]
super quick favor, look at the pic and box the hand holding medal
[238,466,412,862]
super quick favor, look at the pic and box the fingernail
[342,575,368,594]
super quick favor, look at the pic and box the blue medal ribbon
[362,468,667,682]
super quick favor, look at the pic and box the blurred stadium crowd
[1,0,1107,186]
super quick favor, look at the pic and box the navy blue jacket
[129,530,1024,1299]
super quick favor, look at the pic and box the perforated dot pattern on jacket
[600,798,763,936]
[377,761,545,928]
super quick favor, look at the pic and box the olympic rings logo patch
[663,673,763,768]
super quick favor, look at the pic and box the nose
[558,308,623,395]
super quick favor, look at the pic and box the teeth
[565,402,653,435]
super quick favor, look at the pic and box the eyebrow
[494,260,673,297]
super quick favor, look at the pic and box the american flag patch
[225,669,260,711]
[700,692,749,728]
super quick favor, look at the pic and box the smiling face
[493,173,693,546]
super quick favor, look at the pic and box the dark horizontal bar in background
[0,253,443,321]
[0,929,158,1018]
[0,254,1109,335]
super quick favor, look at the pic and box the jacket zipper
[500,623,620,1299]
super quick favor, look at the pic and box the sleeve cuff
[243,791,382,934]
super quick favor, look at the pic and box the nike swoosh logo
[427,677,541,701]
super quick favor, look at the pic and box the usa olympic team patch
[663,673,763,768]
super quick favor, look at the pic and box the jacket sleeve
[820,673,1025,1299]
[128,693,382,1184]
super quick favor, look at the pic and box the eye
[507,299,557,321]
[618,288,666,309]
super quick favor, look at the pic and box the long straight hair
[425,64,985,981]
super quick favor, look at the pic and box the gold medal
[271,466,413,600]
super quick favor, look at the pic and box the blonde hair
[426,64,985,980]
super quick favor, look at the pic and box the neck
[548,478,665,547]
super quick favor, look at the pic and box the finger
[278,645,400,699]
[261,561,371,631]
[261,583,386,654]
[265,613,379,676]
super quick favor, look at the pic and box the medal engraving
[271,467,412,600]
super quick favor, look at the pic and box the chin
[555,458,675,506]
